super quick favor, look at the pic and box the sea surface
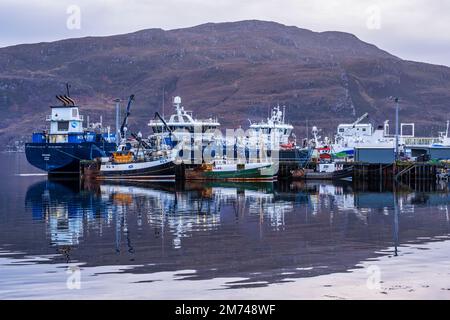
[1,152,450,299]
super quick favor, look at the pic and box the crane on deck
[119,94,135,142]
[351,112,369,128]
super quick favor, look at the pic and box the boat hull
[291,167,353,180]
[25,142,117,175]
[83,158,176,180]
[186,163,278,181]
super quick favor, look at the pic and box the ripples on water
[1,153,450,293]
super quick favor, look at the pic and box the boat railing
[403,137,442,146]
[45,115,84,121]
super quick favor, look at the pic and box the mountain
[1,20,450,148]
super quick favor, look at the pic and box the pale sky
[1,0,450,66]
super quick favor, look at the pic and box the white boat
[332,117,450,161]
[310,114,396,160]
[148,96,221,144]
[331,113,396,159]
[248,105,295,148]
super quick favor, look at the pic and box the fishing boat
[291,162,353,180]
[148,96,220,145]
[81,133,176,181]
[25,86,117,175]
[185,159,278,181]
[330,115,450,161]
[81,94,176,180]
[81,149,176,180]
[146,96,223,165]
[247,105,311,170]
[248,105,294,146]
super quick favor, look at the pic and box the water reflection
[19,178,450,287]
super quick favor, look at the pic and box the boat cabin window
[71,108,78,118]
[57,121,69,131]
[169,125,193,133]
[50,135,68,143]
[202,126,216,133]
[339,128,345,133]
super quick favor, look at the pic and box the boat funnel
[56,95,75,106]
[56,95,69,106]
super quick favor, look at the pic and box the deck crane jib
[119,94,135,143]
[336,113,372,140]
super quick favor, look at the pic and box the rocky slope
[1,20,450,148]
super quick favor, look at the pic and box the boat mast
[306,119,309,142]
[446,120,449,139]
[162,87,165,119]
[395,97,400,161]
[114,98,121,146]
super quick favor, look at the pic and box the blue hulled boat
[25,93,117,175]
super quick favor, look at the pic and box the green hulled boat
[185,160,278,181]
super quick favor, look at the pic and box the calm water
[1,152,450,299]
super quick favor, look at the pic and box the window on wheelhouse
[58,121,69,131]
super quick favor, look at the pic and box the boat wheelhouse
[148,96,221,144]
[248,105,294,147]
[25,93,116,174]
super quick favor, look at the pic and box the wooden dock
[352,162,445,190]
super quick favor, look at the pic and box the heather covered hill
[1,20,450,147]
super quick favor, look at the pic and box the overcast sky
[1,0,449,66]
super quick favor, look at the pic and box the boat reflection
[25,179,450,248]
[23,178,450,287]
[26,180,112,246]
